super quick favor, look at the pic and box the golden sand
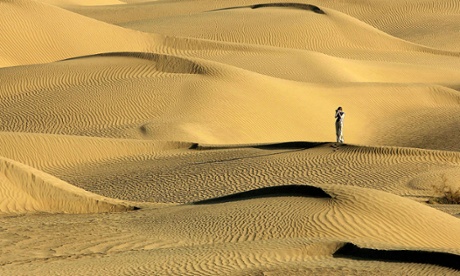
[1,0,459,274]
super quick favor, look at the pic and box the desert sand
[1,0,459,275]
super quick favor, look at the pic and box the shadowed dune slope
[250,3,326,14]
[194,184,331,204]
[0,157,135,215]
[334,243,460,271]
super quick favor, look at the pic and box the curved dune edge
[213,3,326,14]
[0,157,137,215]
[60,52,208,75]
[194,184,331,204]
[250,3,325,14]
[38,0,125,6]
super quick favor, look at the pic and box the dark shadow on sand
[251,3,325,14]
[193,184,331,205]
[253,141,327,150]
[189,141,327,151]
[209,3,326,15]
[334,243,460,271]
[189,142,327,165]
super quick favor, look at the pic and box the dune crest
[194,184,331,204]
[37,0,126,6]
[251,3,325,14]
[64,52,208,75]
[0,157,136,215]
[215,3,326,14]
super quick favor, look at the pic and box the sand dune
[0,132,190,172]
[124,4,442,54]
[0,0,156,67]
[1,53,459,149]
[330,0,460,51]
[46,142,460,204]
[69,0,460,51]
[185,184,460,252]
[1,0,460,274]
[1,1,458,151]
[0,157,135,215]
[1,184,459,274]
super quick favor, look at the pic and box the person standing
[335,107,345,143]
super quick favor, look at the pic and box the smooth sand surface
[1,0,460,275]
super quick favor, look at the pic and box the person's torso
[336,111,344,122]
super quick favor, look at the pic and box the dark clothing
[335,111,345,123]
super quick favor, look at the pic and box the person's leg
[335,121,341,143]
[339,122,344,143]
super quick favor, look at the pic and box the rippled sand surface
[1,0,460,275]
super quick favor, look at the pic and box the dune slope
[0,0,156,67]
[0,157,135,215]
[1,54,459,150]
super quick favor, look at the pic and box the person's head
[337,106,342,111]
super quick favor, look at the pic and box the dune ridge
[251,3,325,14]
[214,3,326,14]
[39,0,126,6]
[194,184,331,204]
[0,157,136,215]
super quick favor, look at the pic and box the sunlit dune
[0,0,155,67]
[1,0,459,274]
[0,157,135,215]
